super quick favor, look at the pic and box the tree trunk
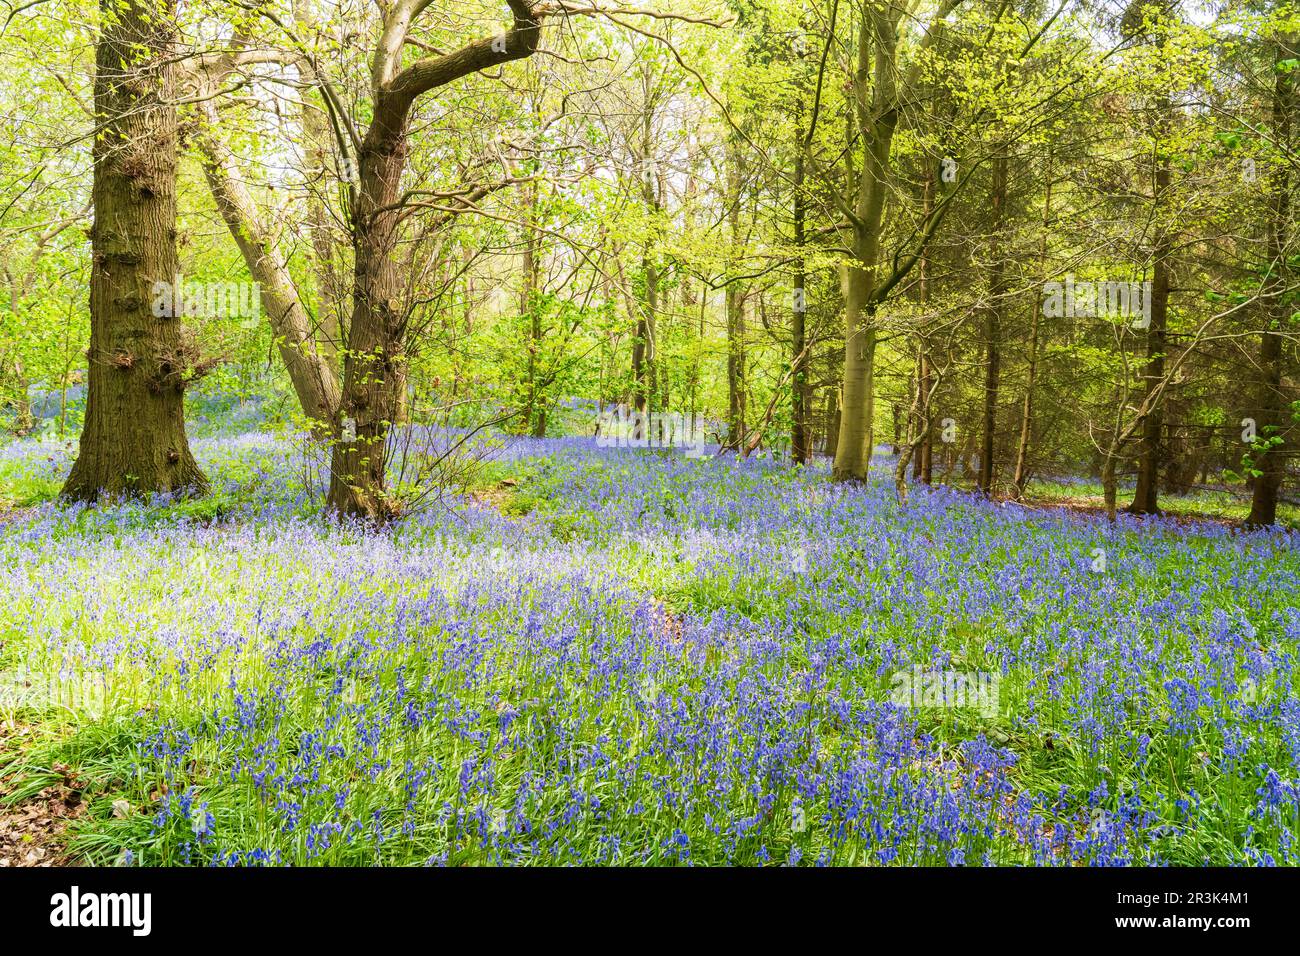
[324,0,542,519]
[832,10,895,481]
[834,264,877,480]
[632,113,659,418]
[641,256,658,414]
[918,349,933,484]
[196,101,340,436]
[522,176,545,437]
[1102,448,1119,523]
[326,114,410,518]
[895,353,940,503]
[917,164,934,485]
[824,387,841,459]
[1011,303,1040,499]
[10,356,33,436]
[724,132,747,450]
[1012,153,1052,499]
[791,113,810,465]
[1249,32,1296,527]
[64,0,206,501]
[978,152,1007,496]
[302,86,345,368]
[1127,112,1172,516]
[914,165,934,484]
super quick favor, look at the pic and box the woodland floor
[0,723,82,867]
[0,421,1297,866]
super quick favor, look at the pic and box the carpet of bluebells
[1,406,1299,866]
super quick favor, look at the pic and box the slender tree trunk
[1103,449,1119,522]
[301,84,344,368]
[978,152,1007,496]
[196,101,340,436]
[631,113,659,419]
[64,0,206,501]
[643,257,658,414]
[1012,154,1052,498]
[791,117,810,465]
[917,166,934,485]
[690,278,705,424]
[527,300,545,438]
[724,132,747,449]
[630,296,648,414]
[10,356,32,435]
[1127,113,1172,516]
[522,176,545,437]
[833,12,895,481]
[896,356,941,503]
[913,167,933,485]
[1012,305,1041,499]
[918,350,932,484]
[726,285,746,448]
[1249,32,1296,526]
[825,387,841,459]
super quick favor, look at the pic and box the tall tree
[978,151,1008,495]
[828,0,965,481]
[326,1,545,518]
[725,131,749,449]
[1248,28,1297,527]
[791,92,810,465]
[1125,1,1178,516]
[64,0,206,501]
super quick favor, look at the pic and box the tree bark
[1249,32,1296,527]
[913,166,934,484]
[195,101,341,436]
[726,284,746,449]
[301,87,345,368]
[832,9,896,481]
[631,110,659,418]
[825,386,841,459]
[917,349,933,484]
[1012,154,1052,499]
[1127,109,1172,516]
[8,356,33,436]
[64,0,206,501]
[724,132,747,449]
[791,112,810,465]
[326,110,411,518]
[978,152,1008,495]
[522,176,545,437]
[325,0,542,518]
